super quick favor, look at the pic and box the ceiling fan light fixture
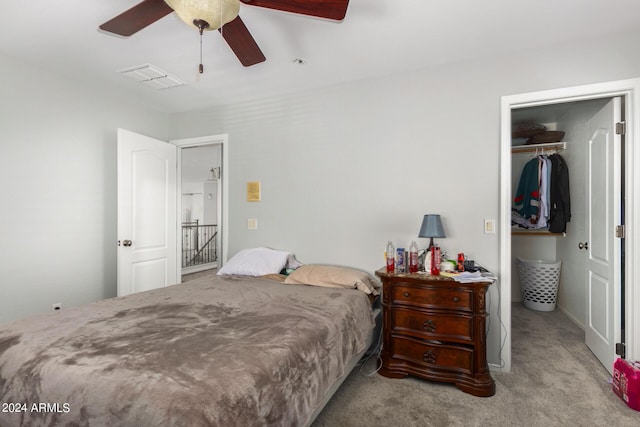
[165,0,240,30]
[99,0,349,68]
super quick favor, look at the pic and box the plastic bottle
[430,244,441,275]
[396,247,405,273]
[386,241,395,273]
[409,241,419,273]
[457,252,465,272]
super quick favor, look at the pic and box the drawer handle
[423,350,437,364]
[422,319,437,332]
[452,296,460,303]
[403,292,411,298]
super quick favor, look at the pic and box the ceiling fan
[99,0,350,70]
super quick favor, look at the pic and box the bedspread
[0,274,375,426]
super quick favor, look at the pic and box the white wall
[203,182,218,225]
[181,181,218,227]
[182,182,205,223]
[0,53,169,324]
[169,28,640,367]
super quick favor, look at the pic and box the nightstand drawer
[391,308,473,342]
[392,285,472,311]
[391,336,473,374]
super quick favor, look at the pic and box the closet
[510,97,614,330]
[512,141,568,234]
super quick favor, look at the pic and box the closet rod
[511,141,566,154]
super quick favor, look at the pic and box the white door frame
[499,78,640,372]
[171,134,229,280]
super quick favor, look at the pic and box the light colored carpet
[312,303,639,426]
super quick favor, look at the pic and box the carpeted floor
[311,303,639,426]
[182,270,637,426]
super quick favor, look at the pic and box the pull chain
[199,28,204,74]
[193,19,210,74]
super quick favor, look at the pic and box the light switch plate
[248,219,258,230]
[484,219,496,234]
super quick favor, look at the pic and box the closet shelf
[512,229,566,237]
[511,141,566,154]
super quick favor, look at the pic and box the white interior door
[585,97,622,373]
[117,128,177,296]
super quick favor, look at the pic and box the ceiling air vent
[118,64,184,89]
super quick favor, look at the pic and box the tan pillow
[284,265,380,295]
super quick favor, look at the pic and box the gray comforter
[0,274,375,426]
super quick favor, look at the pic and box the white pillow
[217,247,294,276]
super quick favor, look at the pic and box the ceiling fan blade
[99,0,174,36]
[240,0,349,21]
[219,16,266,67]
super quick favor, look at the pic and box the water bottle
[409,241,419,273]
[430,244,441,275]
[386,241,395,273]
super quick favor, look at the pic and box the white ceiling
[2,0,639,114]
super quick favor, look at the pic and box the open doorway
[172,133,229,282]
[180,144,222,275]
[510,97,622,374]
[498,79,640,373]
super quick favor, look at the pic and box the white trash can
[517,258,562,312]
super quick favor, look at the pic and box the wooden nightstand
[375,268,496,397]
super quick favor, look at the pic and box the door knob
[123,240,133,247]
[578,242,589,250]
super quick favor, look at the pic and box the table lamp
[418,214,446,251]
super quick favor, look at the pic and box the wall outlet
[247,218,258,230]
[52,303,62,311]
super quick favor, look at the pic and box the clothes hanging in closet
[548,153,571,233]
[513,153,570,233]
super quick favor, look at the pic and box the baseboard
[556,304,585,331]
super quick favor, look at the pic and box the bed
[0,249,381,426]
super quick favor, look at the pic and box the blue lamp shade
[418,214,445,249]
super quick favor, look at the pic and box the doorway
[172,134,230,281]
[498,79,640,373]
[510,97,622,373]
[180,144,222,274]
